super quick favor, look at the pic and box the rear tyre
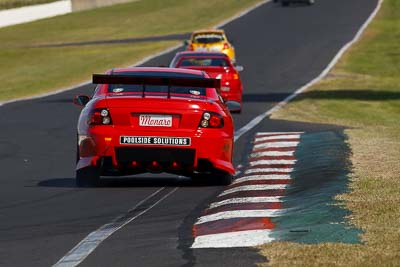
[191,173,208,185]
[213,170,233,186]
[282,1,289,6]
[76,166,100,187]
[308,0,314,5]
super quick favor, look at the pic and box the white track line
[219,184,289,197]
[255,134,301,141]
[234,0,384,142]
[256,132,304,136]
[248,159,296,167]
[191,229,275,248]
[233,174,291,184]
[0,43,183,108]
[209,197,283,209]
[195,209,284,225]
[244,168,293,174]
[214,0,270,28]
[251,151,295,157]
[52,187,177,267]
[253,141,300,149]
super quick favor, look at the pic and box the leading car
[184,29,236,63]
[73,67,236,186]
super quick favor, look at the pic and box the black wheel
[76,134,79,164]
[213,170,233,186]
[76,166,100,187]
[282,1,289,6]
[76,145,79,164]
[230,108,242,114]
[191,173,208,185]
[273,0,278,2]
[307,0,314,5]
[192,170,233,186]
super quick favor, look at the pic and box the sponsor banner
[120,136,191,146]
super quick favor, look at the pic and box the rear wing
[92,74,220,88]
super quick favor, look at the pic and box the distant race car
[184,29,236,63]
[274,0,314,6]
[170,51,244,113]
[73,67,237,187]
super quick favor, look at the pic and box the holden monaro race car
[170,51,244,113]
[184,29,236,63]
[73,67,237,187]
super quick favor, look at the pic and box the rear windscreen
[178,58,229,67]
[106,71,207,98]
[108,84,206,98]
[193,34,224,44]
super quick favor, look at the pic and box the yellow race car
[185,29,236,63]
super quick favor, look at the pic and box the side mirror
[183,40,189,46]
[225,101,241,113]
[235,65,244,72]
[73,95,91,106]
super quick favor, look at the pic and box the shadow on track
[243,89,400,103]
[31,33,191,48]
[37,175,221,188]
[296,89,400,101]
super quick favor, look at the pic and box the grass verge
[258,0,400,266]
[0,0,58,10]
[0,0,262,101]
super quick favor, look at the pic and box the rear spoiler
[92,74,220,88]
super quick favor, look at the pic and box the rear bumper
[221,91,242,104]
[77,127,234,175]
[220,81,242,104]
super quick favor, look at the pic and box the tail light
[225,71,239,80]
[88,108,112,125]
[223,43,229,50]
[199,112,224,128]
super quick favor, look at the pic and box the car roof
[174,51,228,58]
[110,67,205,76]
[192,29,225,35]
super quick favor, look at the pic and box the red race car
[73,67,237,187]
[170,51,244,113]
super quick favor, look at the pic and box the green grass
[0,0,262,101]
[0,41,178,100]
[0,0,57,10]
[259,0,400,266]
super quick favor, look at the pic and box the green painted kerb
[272,131,362,244]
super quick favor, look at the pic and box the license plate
[209,46,221,52]
[139,114,172,127]
[120,136,191,146]
[195,47,208,52]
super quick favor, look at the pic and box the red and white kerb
[191,132,302,248]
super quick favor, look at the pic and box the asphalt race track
[0,0,378,266]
